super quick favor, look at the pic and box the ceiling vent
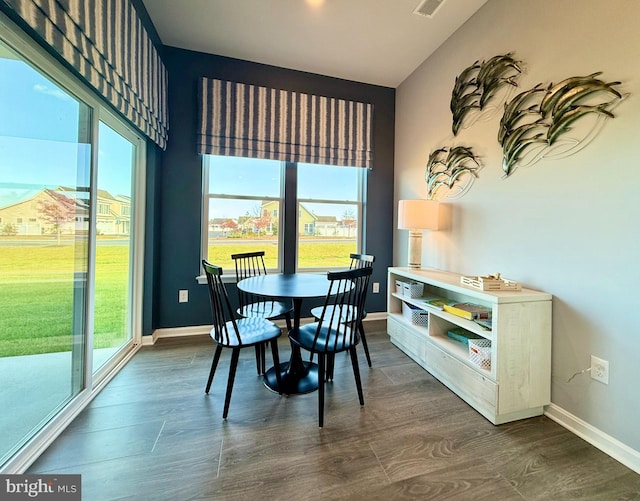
[413,0,445,18]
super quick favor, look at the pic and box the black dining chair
[289,266,373,427]
[231,251,293,375]
[202,259,283,419]
[310,253,375,375]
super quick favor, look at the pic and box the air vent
[413,0,445,18]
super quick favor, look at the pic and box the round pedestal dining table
[237,273,329,395]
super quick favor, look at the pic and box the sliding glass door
[0,19,144,470]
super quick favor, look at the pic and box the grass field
[1,239,356,357]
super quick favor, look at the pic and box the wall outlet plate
[179,289,189,303]
[590,355,609,384]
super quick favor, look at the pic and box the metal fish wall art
[425,146,481,200]
[451,53,522,135]
[498,73,624,176]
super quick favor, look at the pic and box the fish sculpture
[498,73,623,176]
[425,146,481,199]
[451,53,522,135]
[540,73,622,145]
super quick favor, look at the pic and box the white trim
[153,324,213,340]
[545,403,640,475]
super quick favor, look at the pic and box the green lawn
[0,243,129,357]
[1,238,356,357]
[207,239,356,270]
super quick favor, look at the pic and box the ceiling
[142,0,488,88]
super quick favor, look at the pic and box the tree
[1,223,17,236]
[341,208,357,237]
[220,219,238,233]
[38,191,76,245]
[250,204,273,235]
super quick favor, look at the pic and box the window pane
[209,155,281,197]
[298,163,359,201]
[297,163,363,269]
[205,155,283,272]
[93,121,134,374]
[0,38,89,465]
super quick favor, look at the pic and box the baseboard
[545,403,640,474]
[150,324,212,341]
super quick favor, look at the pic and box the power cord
[566,367,591,383]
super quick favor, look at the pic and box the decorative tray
[460,274,521,291]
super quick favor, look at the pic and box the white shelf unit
[387,267,552,425]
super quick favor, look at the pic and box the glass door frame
[90,110,146,385]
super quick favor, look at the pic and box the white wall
[395,0,640,454]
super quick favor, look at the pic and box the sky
[208,156,362,220]
[0,52,133,198]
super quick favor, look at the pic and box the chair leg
[326,353,335,381]
[349,347,364,406]
[284,312,292,332]
[317,353,325,428]
[358,320,372,367]
[205,345,223,394]
[223,348,240,419]
[270,339,283,394]
[254,345,263,375]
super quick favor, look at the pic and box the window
[202,155,365,273]
[297,163,363,269]
[202,155,283,271]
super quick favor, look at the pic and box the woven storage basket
[401,281,424,298]
[402,302,429,327]
[468,338,491,370]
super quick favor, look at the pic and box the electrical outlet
[590,355,609,384]
[178,289,189,303]
[372,282,380,294]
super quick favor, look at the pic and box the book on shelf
[446,327,481,345]
[443,302,492,321]
[420,297,456,310]
[474,318,493,330]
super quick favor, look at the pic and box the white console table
[387,267,552,425]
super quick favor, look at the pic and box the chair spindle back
[202,260,242,345]
[231,251,270,311]
[313,266,373,353]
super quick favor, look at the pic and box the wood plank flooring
[28,320,640,500]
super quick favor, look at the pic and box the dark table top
[237,273,329,299]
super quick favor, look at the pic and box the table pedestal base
[263,361,318,395]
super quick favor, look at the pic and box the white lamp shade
[398,199,440,230]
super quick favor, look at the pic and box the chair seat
[289,322,359,354]
[210,317,282,348]
[238,300,293,320]
[310,305,366,323]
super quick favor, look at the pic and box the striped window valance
[2,0,169,149]
[198,78,373,168]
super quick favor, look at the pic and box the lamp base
[407,231,423,269]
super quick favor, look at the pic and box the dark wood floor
[29,320,640,500]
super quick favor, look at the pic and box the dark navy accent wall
[154,46,395,329]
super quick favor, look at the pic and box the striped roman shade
[198,78,373,168]
[1,0,169,149]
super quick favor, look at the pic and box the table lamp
[398,199,440,268]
